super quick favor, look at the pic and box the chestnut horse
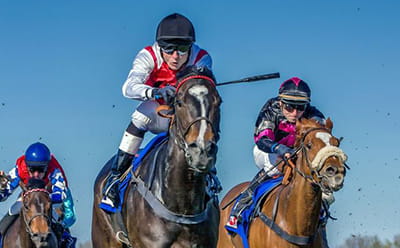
[218,118,347,248]
[92,67,222,248]
[3,179,58,248]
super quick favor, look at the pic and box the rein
[162,75,218,172]
[258,126,347,245]
[136,74,219,224]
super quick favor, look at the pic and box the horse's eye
[306,143,312,149]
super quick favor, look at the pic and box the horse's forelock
[176,66,216,84]
[27,178,46,190]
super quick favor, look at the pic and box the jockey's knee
[126,122,146,138]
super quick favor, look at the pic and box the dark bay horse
[3,179,58,248]
[218,118,347,248]
[92,67,222,248]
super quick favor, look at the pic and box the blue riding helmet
[25,142,51,168]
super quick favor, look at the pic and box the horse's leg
[92,159,124,248]
[217,183,249,248]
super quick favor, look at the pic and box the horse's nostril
[188,143,197,148]
[335,175,344,184]
[325,166,337,176]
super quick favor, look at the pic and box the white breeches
[131,100,170,134]
[253,145,280,176]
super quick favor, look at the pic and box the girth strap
[132,176,215,225]
[258,211,315,245]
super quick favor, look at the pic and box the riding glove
[152,85,176,104]
[273,143,294,157]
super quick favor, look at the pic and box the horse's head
[21,178,55,248]
[295,118,347,192]
[170,66,221,172]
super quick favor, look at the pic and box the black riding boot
[231,169,270,218]
[102,150,134,207]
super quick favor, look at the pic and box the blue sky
[1,1,399,247]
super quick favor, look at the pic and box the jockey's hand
[152,85,176,104]
[274,144,294,158]
[0,171,9,192]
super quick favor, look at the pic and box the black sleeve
[256,136,275,153]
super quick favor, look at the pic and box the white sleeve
[122,49,156,101]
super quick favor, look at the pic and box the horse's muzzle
[31,232,53,248]
[186,141,217,172]
[322,164,345,191]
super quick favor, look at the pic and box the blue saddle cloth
[225,176,283,248]
[99,132,168,213]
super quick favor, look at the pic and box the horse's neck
[156,137,208,214]
[281,154,322,234]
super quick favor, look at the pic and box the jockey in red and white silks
[102,13,213,208]
[121,42,211,136]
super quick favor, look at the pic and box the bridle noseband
[288,127,347,194]
[170,75,219,171]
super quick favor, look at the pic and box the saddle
[225,176,283,248]
[99,132,169,213]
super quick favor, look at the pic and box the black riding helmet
[156,13,195,46]
[278,77,311,105]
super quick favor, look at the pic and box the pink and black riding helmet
[278,77,311,105]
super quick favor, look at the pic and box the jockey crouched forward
[101,13,222,209]
[229,77,334,227]
[0,142,77,248]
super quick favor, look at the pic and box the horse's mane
[176,66,216,83]
[27,178,46,190]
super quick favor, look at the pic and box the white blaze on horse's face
[315,132,332,146]
[188,85,209,148]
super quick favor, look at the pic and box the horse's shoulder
[220,182,249,208]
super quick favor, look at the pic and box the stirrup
[100,197,116,208]
[116,231,132,248]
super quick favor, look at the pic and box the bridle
[22,188,52,239]
[257,126,347,245]
[287,127,347,194]
[167,75,219,171]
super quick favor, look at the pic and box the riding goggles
[28,166,47,173]
[283,103,307,112]
[160,44,191,55]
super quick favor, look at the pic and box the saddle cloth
[225,176,283,248]
[99,132,168,213]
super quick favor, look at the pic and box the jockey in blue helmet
[0,142,77,247]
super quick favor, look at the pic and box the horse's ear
[296,118,307,135]
[325,117,333,131]
[19,181,28,192]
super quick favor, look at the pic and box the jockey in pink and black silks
[102,13,213,208]
[253,77,325,175]
[228,77,326,224]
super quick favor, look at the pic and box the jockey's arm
[255,135,275,154]
[0,167,21,202]
[122,48,155,101]
[49,168,76,228]
[49,168,68,203]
